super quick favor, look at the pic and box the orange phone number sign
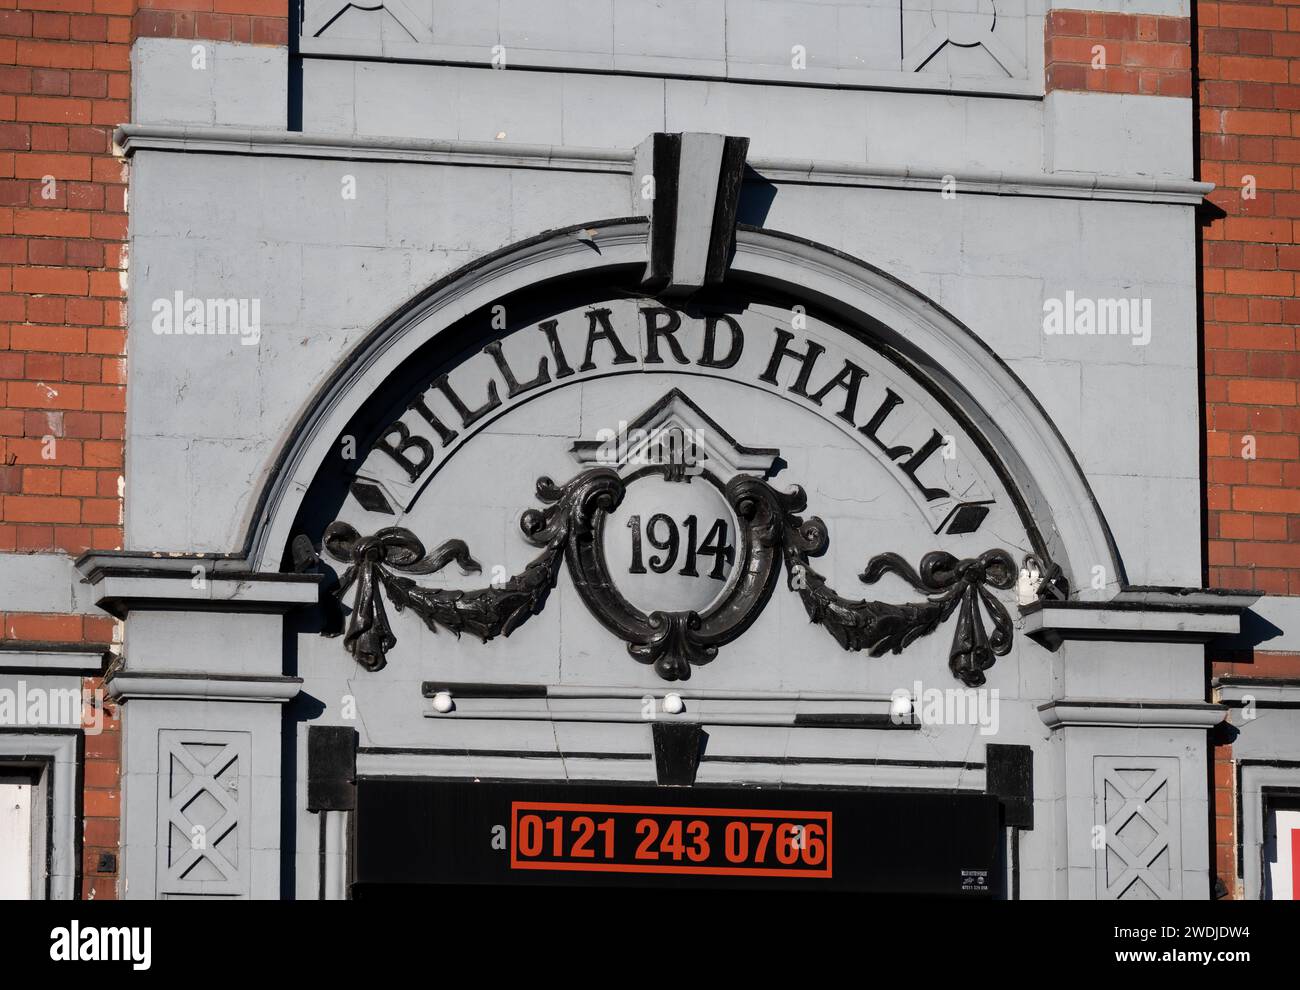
[509,801,832,878]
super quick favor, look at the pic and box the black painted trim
[0,641,109,678]
[287,0,304,133]
[0,666,106,678]
[107,670,303,684]
[356,747,983,771]
[704,135,749,284]
[1029,628,1233,651]
[1222,700,1300,710]
[792,713,917,729]
[1236,759,1300,766]
[77,561,317,581]
[420,682,547,699]
[94,597,311,619]
[704,755,984,770]
[642,133,680,291]
[0,642,110,677]
[0,641,108,653]
[359,746,649,761]
[354,772,989,798]
[1020,598,1243,615]
[1124,584,1257,597]
[1036,699,1220,712]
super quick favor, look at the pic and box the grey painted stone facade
[59,0,1259,899]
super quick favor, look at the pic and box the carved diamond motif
[157,730,251,897]
[1093,756,1182,900]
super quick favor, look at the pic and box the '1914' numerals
[627,514,733,579]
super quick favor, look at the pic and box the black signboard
[352,779,1003,896]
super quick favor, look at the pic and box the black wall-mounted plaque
[306,725,357,812]
[986,743,1034,830]
[351,779,1002,897]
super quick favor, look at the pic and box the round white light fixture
[663,692,685,715]
[890,691,913,719]
[432,691,454,713]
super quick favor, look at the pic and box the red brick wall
[1198,0,1300,899]
[1201,1,1300,596]
[1046,9,1192,96]
[1,1,129,560]
[82,669,120,898]
[1,4,290,558]
[1211,740,1237,897]
[133,0,288,45]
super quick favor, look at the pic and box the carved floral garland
[314,468,1023,684]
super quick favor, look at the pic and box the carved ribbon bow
[862,549,1017,687]
[323,522,480,671]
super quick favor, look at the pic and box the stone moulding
[1037,701,1227,731]
[1021,591,1256,651]
[113,125,1214,207]
[1212,677,1300,709]
[104,671,303,704]
[241,218,1126,595]
[74,552,321,619]
[0,642,108,676]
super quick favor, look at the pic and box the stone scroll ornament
[316,468,1019,684]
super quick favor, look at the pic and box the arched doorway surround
[247,219,1120,601]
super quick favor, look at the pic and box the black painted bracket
[651,721,706,787]
[636,131,750,295]
[307,724,358,812]
[985,743,1033,829]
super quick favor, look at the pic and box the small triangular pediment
[570,388,780,482]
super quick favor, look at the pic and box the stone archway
[249,218,1121,607]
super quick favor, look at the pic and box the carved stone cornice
[1021,593,1254,651]
[105,670,303,704]
[74,551,321,618]
[113,125,1214,207]
[1037,701,1226,731]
